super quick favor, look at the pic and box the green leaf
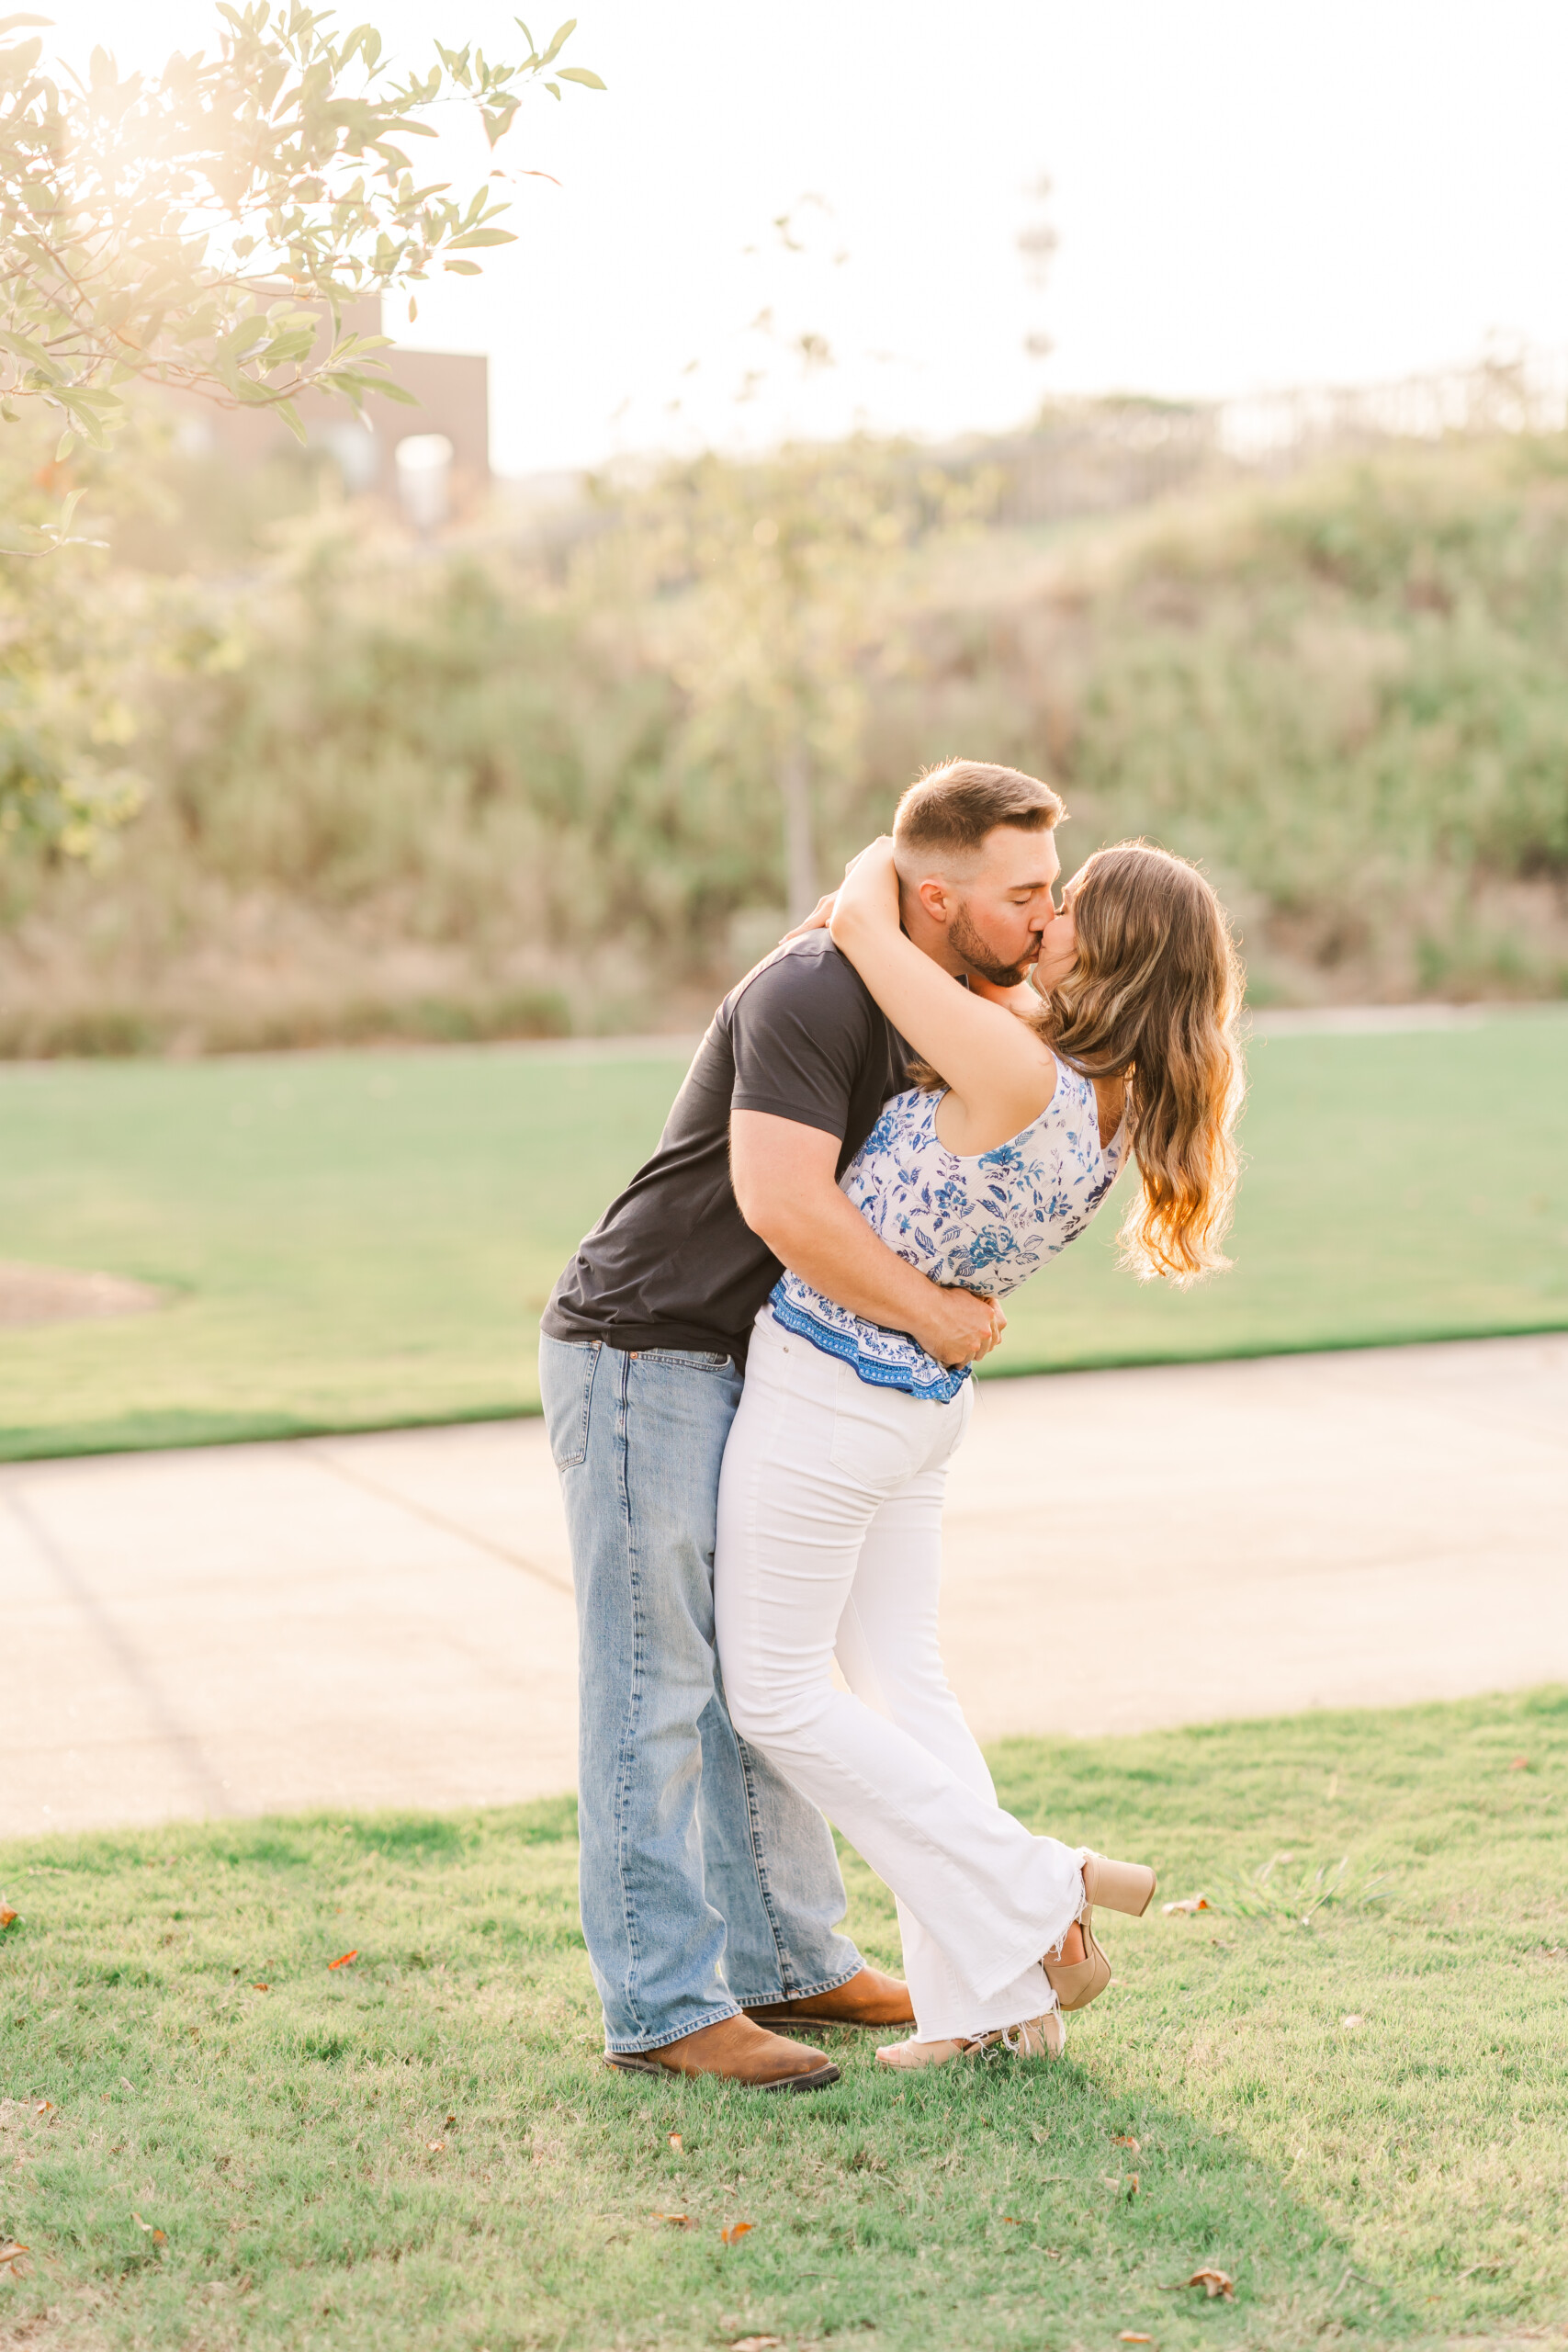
[540,17,577,64]
[441,258,483,275]
[275,396,307,445]
[0,31,42,78]
[0,520,54,554]
[0,328,64,379]
[220,315,270,358]
[556,65,604,88]
[54,427,75,460]
[259,329,315,368]
[444,226,513,249]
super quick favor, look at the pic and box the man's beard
[949,902,1037,989]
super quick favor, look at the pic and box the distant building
[171,294,489,526]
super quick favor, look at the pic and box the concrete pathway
[4,1331,1565,1839]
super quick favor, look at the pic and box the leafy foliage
[0,408,153,852]
[0,3,599,846]
[0,3,601,510]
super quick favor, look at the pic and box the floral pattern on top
[770,1059,1126,1401]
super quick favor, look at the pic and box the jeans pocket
[639,1347,733,1373]
[540,1338,599,1469]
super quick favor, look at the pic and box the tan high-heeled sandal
[1043,1851,1157,2015]
[875,2009,1066,2070]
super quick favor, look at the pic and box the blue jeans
[538,1332,863,2055]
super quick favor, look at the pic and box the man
[539,759,1066,2089]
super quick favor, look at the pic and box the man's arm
[730,1111,1003,1367]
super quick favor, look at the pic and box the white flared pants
[715,1308,1085,2041]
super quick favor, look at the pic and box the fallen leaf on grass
[1119,2335,1153,2344]
[1162,1894,1210,1915]
[1186,2267,1235,2300]
[0,1908,17,1930]
[34,2101,53,2116]
[0,2242,29,2273]
[445,2113,457,2128]
[426,2140,446,2154]
[1341,2013,1365,2030]
[652,2212,690,2227]
[667,2132,682,2150]
[130,2214,167,2245]
[1111,2133,1141,2151]
[1507,1757,1531,1771]
[251,1984,269,1994]
[328,1951,358,1970]
[729,2338,783,2349]
[719,2221,753,2245]
[1001,2213,1021,2224]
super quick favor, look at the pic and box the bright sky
[47,0,1568,475]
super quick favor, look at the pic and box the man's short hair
[893,760,1066,873]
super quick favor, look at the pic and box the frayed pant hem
[604,2002,739,2059]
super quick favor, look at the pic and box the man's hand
[731,1111,1008,1368]
[912,1286,1007,1368]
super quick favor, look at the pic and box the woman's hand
[827,836,900,950]
[780,892,836,942]
[780,839,897,944]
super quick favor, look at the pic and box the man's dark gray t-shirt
[542,933,908,1367]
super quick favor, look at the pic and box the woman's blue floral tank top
[769,1059,1126,1403]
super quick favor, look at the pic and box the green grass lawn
[2,1012,1566,1461]
[2,1689,1565,2351]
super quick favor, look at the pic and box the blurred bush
[2,426,1566,1050]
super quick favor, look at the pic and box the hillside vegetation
[3,430,1567,1051]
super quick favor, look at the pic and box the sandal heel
[1043,1927,1111,2013]
[1082,1853,1156,1917]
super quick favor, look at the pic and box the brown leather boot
[744,1964,915,2030]
[604,2012,840,2091]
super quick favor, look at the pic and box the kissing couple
[541,759,1244,2086]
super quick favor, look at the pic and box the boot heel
[1082,1854,1157,1917]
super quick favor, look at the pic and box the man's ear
[914,876,953,925]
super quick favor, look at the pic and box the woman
[714,833,1245,2067]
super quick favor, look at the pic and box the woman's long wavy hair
[1030,842,1246,1284]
